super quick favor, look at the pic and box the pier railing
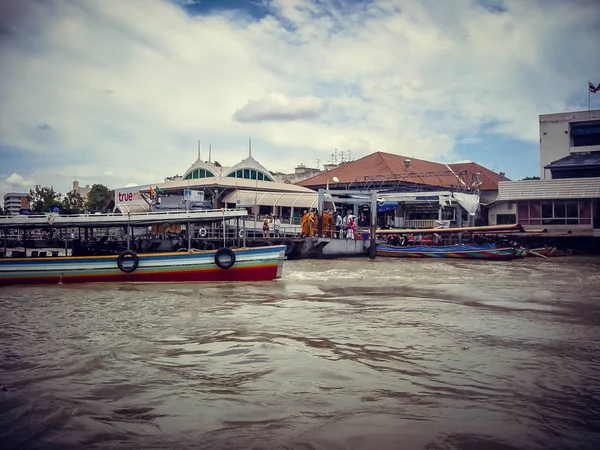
[404,219,438,229]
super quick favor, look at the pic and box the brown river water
[1,256,600,450]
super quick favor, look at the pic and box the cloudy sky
[1,0,599,199]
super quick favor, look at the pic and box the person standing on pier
[301,210,310,237]
[347,215,356,239]
[322,209,330,238]
[262,216,270,239]
[273,215,281,238]
[335,211,342,238]
[309,209,317,237]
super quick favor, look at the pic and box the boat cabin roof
[0,208,248,230]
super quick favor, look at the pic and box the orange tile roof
[297,152,505,191]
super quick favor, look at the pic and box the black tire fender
[214,247,236,270]
[283,239,295,257]
[117,250,139,273]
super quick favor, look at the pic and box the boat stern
[276,246,286,279]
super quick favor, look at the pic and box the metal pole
[243,216,247,247]
[236,217,240,247]
[369,190,377,259]
[65,229,68,256]
[222,210,226,248]
[187,221,191,250]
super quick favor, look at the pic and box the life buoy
[238,229,245,238]
[199,228,207,237]
[117,250,139,273]
[283,239,295,257]
[204,242,216,250]
[47,213,57,225]
[214,247,236,270]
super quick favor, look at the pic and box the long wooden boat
[376,243,526,260]
[528,247,571,257]
[0,208,287,285]
[374,224,524,235]
[0,246,287,286]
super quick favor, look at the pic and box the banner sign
[115,187,146,205]
[183,189,205,202]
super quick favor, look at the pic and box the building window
[441,208,455,220]
[250,169,257,180]
[264,175,273,182]
[518,200,589,226]
[258,172,264,181]
[237,169,243,178]
[496,214,516,225]
[571,123,600,147]
[243,169,250,179]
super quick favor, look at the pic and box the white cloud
[0,173,34,198]
[233,93,326,123]
[0,0,598,196]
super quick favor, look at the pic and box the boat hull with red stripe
[0,246,287,286]
[376,244,526,260]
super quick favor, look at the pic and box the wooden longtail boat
[376,243,526,260]
[0,208,287,286]
[527,247,571,257]
[0,246,286,286]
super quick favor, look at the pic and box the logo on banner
[183,189,205,202]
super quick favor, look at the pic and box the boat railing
[0,208,246,220]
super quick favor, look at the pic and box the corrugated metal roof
[544,152,600,168]
[223,190,321,208]
[149,177,313,193]
[497,178,600,200]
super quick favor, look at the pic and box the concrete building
[273,164,323,184]
[71,180,92,201]
[487,109,600,250]
[540,109,600,179]
[3,192,30,215]
[113,143,335,235]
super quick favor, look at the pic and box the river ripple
[1,256,600,449]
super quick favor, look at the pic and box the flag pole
[589,86,591,119]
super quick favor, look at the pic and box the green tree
[85,184,112,210]
[520,176,540,180]
[28,185,62,213]
[213,161,222,167]
[62,191,85,212]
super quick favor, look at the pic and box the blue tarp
[377,201,398,213]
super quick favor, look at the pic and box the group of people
[261,215,282,238]
[300,209,358,239]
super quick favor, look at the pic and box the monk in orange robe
[308,210,317,237]
[301,210,310,237]
[322,210,330,238]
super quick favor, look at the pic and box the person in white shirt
[273,215,281,238]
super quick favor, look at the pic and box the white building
[3,192,30,215]
[487,109,600,237]
[539,109,600,179]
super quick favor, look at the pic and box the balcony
[404,219,438,229]
[571,145,600,153]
